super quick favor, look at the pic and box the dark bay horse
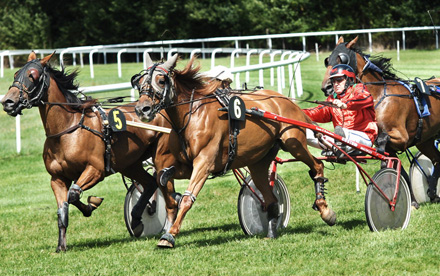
[134,53,334,248]
[1,52,187,252]
[321,37,440,204]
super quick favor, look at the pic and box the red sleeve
[303,104,333,123]
[345,84,374,110]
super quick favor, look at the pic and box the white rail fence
[1,26,439,78]
[1,50,309,153]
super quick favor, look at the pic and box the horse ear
[337,36,344,45]
[27,51,37,62]
[41,52,56,66]
[162,53,178,71]
[346,36,358,49]
[145,52,153,68]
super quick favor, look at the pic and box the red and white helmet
[329,64,355,81]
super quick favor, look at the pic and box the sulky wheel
[409,152,440,204]
[365,168,411,232]
[237,173,290,236]
[124,182,167,237]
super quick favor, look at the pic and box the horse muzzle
[1,98,22,117]
[321,80,333,97]
[135,103,155,122]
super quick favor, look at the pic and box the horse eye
[324,57,329,67]
[158,79,166,85]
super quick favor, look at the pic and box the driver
[302,64,378,157]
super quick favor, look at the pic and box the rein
[361,80,413,109]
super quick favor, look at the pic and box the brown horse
[321,37,440,204]
[133,53,334,248]
[0,52,186,252]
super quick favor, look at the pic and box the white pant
[306,128,372,152]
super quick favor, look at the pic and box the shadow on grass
[64,236,138,252]
[64,223,244,251]
[337,218,366,230]
[61,217,366,251]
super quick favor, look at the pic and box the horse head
[321,36,361,96]
[133,53,178,122]
[1,51,54,116]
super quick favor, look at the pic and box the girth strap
[92,106,114,173]
[212,88,240,177]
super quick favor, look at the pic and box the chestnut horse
[1,52,187,252]
[133,53,334,248]
[321,37,440,204]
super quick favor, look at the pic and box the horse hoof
[321,208,337,226]
[88,196,104,208]
[266,218,278,239]
[131,220,144,238]
[411,201,420,210]
[430,196,440,204]
[157,233,175,248]
[55,246,67,253]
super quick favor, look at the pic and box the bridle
[325,43,358,75]
[131,63,174,117]
[9,59,50,114]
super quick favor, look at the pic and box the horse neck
[356,55,385,101]
[166,89,205,130]
[38,80,77,134]
[359,72,386,101]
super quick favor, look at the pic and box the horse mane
[173,57,217,97]
[47,65,97,109]
[351,46,401,80]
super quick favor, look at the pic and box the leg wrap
[131,184,156,220]
[428,163,440,200]
[57,201,69,228]
[266,202,279,239]
[171,192,182,208]
[160,166,176,187]
[267,202,279,220]
[309,170,328,210]
[67,183,82,204]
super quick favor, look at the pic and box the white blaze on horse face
[152,72,166,92]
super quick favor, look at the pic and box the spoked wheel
[237,173,290,236]
[124,182,167,237]
[365,168,411,232]
[409,152,440,204]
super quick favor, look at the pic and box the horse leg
[157,159,211,248]
[156,166,180,231]
[375,131,390,167]
[416,140,440,203]
[247,163,279,238]
[50,177,70,252]
[68,165,105,217]
[154,156,192,232]
[385,150,419,209]
[281,131,336,225]
[377,128,419,208]
[120,163,158,237]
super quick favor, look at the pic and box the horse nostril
[141,106,151,114]
[135,104,151,117]
[2,99,15,110]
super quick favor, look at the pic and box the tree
[0,0,50,49]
